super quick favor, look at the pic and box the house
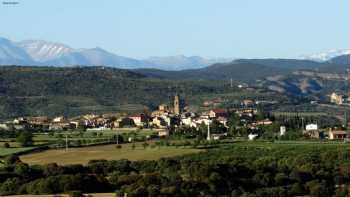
[13,117,26,124]
[217,117,228,127]
[27,116,49,125]
[158,130,169,137]
[330,92,344,105]
[329,129,348,140]
[209,109,228,118]
[280,126,286,136]
[0,123,9,131]
[194,117,211,126]
[256,119,273,126]
[181,117,193,126]
[303,123,321,139]
[151,110,165,117]
[152,117,168,128]
[129,114,148,127]
[83,114,98,121]
[304,130,321,139]
[52,116,65,123]
[161,115,173,127]
[69,121,79,129]
[159,104,170,112]
[242,99,254,107]
[306,124,318,131]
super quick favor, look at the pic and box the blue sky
[1,0,350,59]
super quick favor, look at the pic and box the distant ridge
[2,36,350,72]
[0,37,232,70]
[301,49,350,62]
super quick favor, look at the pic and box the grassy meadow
[0,147,35,157]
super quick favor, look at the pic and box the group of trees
[2,144,350,196]
[0,131,33,148]
[16,131,33,147]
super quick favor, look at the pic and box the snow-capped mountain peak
[0,37,34,64]
[17,40,73,62]
[0,37,233,70]
[301,49,350,62]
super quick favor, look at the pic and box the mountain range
[301,49,350,62]
[2,36,350,81]
[0,37,232,70]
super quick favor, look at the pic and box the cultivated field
[20,143,203,165]
[4,193,115,197]
[272,111,327,117]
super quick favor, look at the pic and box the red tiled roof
[211,109,227,113]
[331,130,348,135]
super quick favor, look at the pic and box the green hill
[0,66,233,119]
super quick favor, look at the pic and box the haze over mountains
[1,36,350,72]
[0,37,232,70]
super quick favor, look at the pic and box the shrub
[4,155,21,166]
[3,142,10,148]
[142,142,149,149]
[16,131,33,147]
[69,190,83,197]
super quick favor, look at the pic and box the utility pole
[301,117,304,132]
[344,111,348,127]
[116,129,119,145]
[65,134,68,152]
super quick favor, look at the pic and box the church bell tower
[174,95,180,115]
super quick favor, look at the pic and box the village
[0,94,349,142]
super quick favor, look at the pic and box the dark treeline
[2,144,350,196]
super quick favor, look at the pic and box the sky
[1,0,350,59]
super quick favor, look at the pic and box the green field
[0,147,35,157]
[20,143,203,165]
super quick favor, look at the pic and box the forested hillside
[0,66,233,119]
[135,62,289,82]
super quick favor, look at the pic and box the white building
[53,116,65,123]
[280,126,286,136]
[306,124,318,131]
[0,124,9,130]
[181,117,192,126]
[158,130,169,137]
[248,133,258,140]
